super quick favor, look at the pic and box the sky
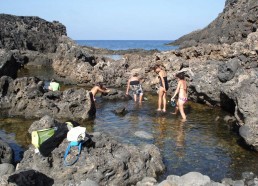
[0,0,225,40]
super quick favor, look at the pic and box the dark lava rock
[218,58,240,82]
[0,139,13,164]
[0,76,95,120]
[0,14,66,53]
[12,117,165,186]
[169,0,258,48]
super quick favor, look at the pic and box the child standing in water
[126,73,143,103]
[154,65,169,112]
[171,72,187,121]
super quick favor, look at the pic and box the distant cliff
[0,14,66,53]
[169,0,258,48]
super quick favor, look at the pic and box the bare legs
[157,88,166,112]
[134,94,143,104]
[133,94,137,102]
[162,91,166,112]
[139,94,143,103]
[178,101,186,121]
[172,100,186,121]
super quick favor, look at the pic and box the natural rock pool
[1,93,258,182]
[0,66,256,182]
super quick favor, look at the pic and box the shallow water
[17,66,55,80]
[89,96,258,181]
[1,93,258,181]
[4,66,258,181]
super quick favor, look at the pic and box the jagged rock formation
[0,49,28,78]
[0,76,95,120]
[169,0,258,48]
[0,116,165,186]
[0,14,66,53]
[157,31,258,150]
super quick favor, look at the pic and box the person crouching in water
[171,72,187,121]
[126,73,143,103]
[48,79,60,91]
[154,65,169,112]
[90,83,110,101]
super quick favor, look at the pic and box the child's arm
[98,87,110,93]
[172,81,181,100]
[126,79,130,95]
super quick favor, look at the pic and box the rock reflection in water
[1,94,258,182]
[0,117,34,163]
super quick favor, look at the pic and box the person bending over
[126,73,143,103]
[171,72,187,121]
[154,65,169,112]
[90,83,110,101]
[48,79,60,91]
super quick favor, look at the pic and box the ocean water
[75,40,177,51]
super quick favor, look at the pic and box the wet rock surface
[102,89,132,101]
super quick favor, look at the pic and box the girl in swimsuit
[171,72,187,120]
[154,65,169,112]
[126,73,143,103]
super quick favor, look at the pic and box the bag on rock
[64,126,87,166]
[31,128,56,149]
[31,121,80,157]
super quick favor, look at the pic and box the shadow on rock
[8,169,54,186]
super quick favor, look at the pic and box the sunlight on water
[1,93,258,181]
[83,94,258,181]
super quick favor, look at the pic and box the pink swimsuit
[179,97,187,102]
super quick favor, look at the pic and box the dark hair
[96,82,104,89]
[176,72,185,80]
[133,73,139,77]
[153,64,160,70]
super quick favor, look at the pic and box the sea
[75,40,178,51]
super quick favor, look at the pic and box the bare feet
[171,112,177,115]
[162,109,166,112]
[181,118,187,122]
[157,109,161,111]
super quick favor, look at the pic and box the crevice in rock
[220,92,236,114]
[2,79,9,97]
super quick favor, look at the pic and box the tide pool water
[1,93,258,182]
[75,40,177,51]
[6,43,258,182]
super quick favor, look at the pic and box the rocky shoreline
[168,0,258,48]
[1,116,258,186]
[0,0,258,184]
[0,116,165,186]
